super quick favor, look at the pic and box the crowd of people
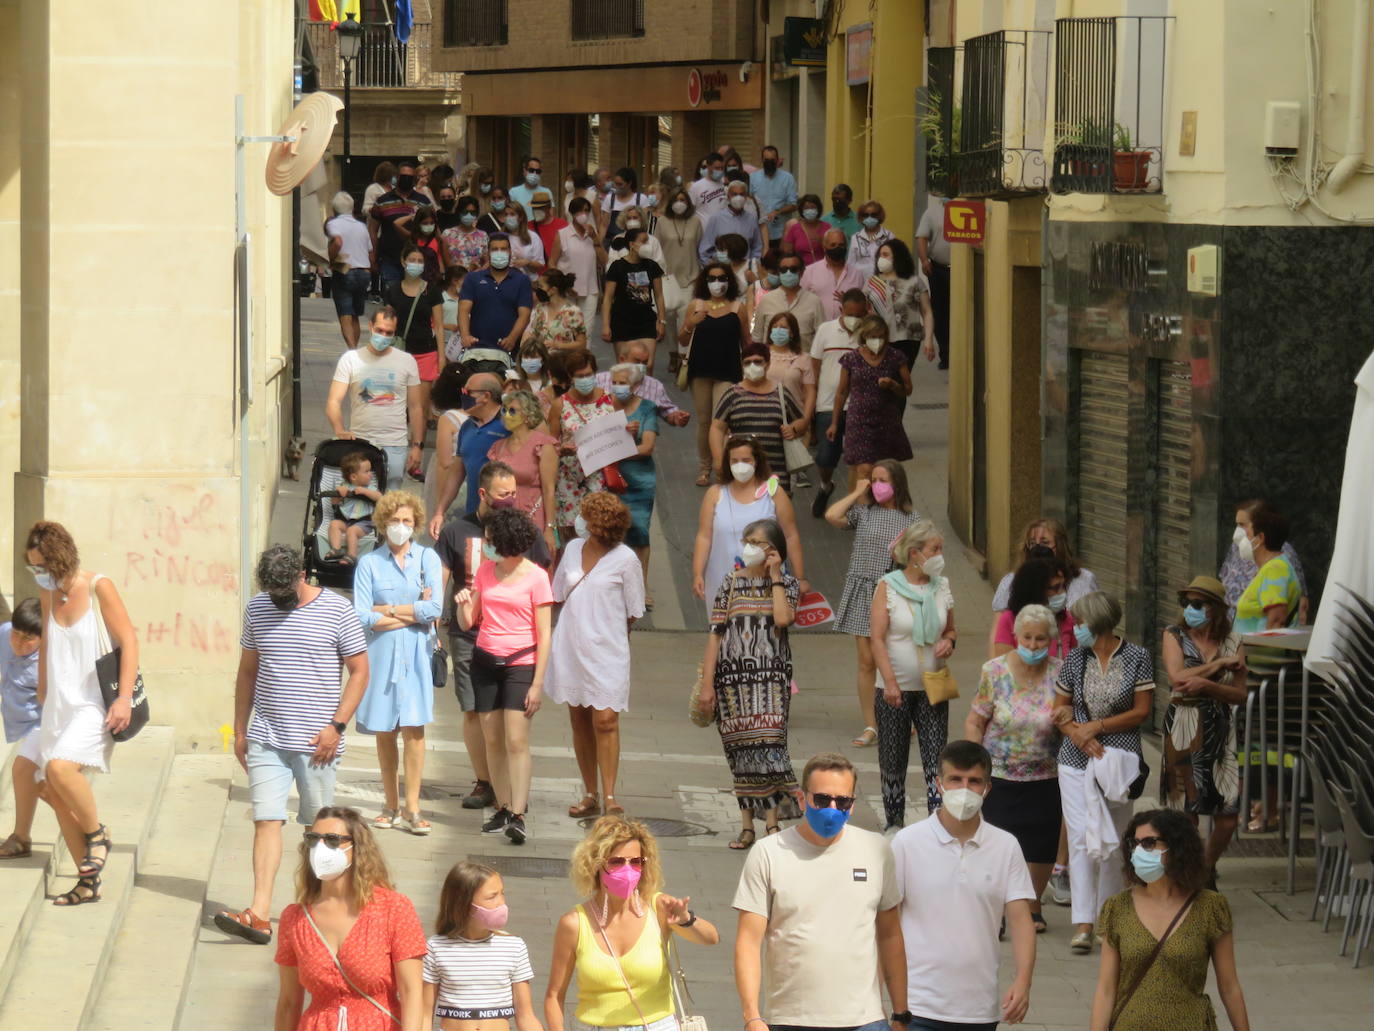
[0,144,1297,1031]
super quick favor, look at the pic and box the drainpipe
[1327,0,1370,192]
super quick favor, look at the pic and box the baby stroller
[302,438,388,589]
[446,342,513,389]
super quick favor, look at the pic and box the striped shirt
[240,590,367,755]
[423,931,534,1019]
[711,384,802,492]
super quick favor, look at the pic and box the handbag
[776,384,813,473]
[667,933,709,1031]
[418,548,447,688]
[90,576,150,743]
[602,461,629,493]
[689,574,737,727]
[676,302,699,389]
[303,904,401,1026]
[921,664,959,705]
[1107,891,1199,1029]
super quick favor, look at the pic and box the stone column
[0,0,19,615]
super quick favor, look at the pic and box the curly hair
[373,490,426,532]
[1008,556,1068,616]
[435,860,500,936]
[295,806,394,908]
[255,543,303,593]
[580,492,631,545]
[25,521,80,584]
[569,815,664,900]
[487,507,538,557]
[502,388,544,430]
[694,262,741,301]
[340,451,371,481]
[1121,808,1209,893]
[890,518,941,566]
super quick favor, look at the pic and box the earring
[598,890,610,927]
[630,890,643,918]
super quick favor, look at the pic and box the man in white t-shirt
[325,191,376,350]
[891,740,1036,1030]
[688,152,728,227]
[808,289,868,515]
[734,753,908,1031]
[325,306,424,490]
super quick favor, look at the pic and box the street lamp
[337,12,364,172]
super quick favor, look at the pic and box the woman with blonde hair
[545,816,719,1031]
[274,806,428,1030]
[869,518,956,827]
[352,491,443,835]
[487,388,559,553]
[991,517,1099,612]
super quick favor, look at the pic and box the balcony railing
[1051,16,1171,195]
[572,0,645,41]
[305,21,462,90]
[922,47,956,197]
[444,0,507,47]
[952,29,1051,197]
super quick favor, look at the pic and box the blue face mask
[491,200,507,212]
[610,384,633,401]
[765,273,781,288]
[779,270,801,288]
[1074,624,1096,649]
[481,541,498,561]
[1131,845,1168,883]
[802,208,820,221]
[31,569,57,591]
[714,249,730,264]
[404,262,425,278]
[804,802,849,839]
[460,212,478,227]
[573,375,597,395]
[1048,592,1068,613]
[520,357,543,375]
[489,250,511,270]
[769,326,792,346]
[862,215,880,229]
[710,168,725,182]
[368,332,393,352]
[1183,604,1210,628]
[1017,645,1050,665]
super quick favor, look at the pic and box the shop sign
[687,67,729,108]
[784,17,827,67]
[944,200,986,244]
[846,23,873,85]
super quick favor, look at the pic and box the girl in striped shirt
[423,862,542,1031]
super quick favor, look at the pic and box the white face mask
[941,786,984,821]
[742,362,767,381]
[564,179,575,193]
[876,256,894,274]
[740,542,766,567]
[625,219,642,229]
[865,338,884,354]
[730,461,756,483]
[575,513,590,539]
[841,315,861,332]
[1238,532,1255,564]
[672,200,688,215]
[386,522,412,547]
[729,194,747,211]
[707,280,728,297]
[574,212,591,226]
[921,554,945,578]
[309,840,352,881]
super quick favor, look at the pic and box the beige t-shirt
[733,825,899,1027]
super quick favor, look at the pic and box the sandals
[325,546,346,561]
[765,823,782,836]
[729,828,757,850]
[1070,930,1094,954]
[1032,911,1048,934]
[373,808,398,830]
[695,472,712,487]
[77,825,111,876]
[54,874,101,907]
[395,810,432,835]
[569,794,600,818]
[604,796,625,816]
[851,726,878,747]
[213,906,273,944]
[0,834,32,859]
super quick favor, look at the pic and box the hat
[1177,575,1226,607]
[530,189,553,207]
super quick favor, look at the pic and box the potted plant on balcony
[919,89,962,195]
[1113,123,1150,190]
[1055,118,1110,180]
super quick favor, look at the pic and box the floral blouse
[441,226,489,271]
[972,654,1063,781]
[525,302,588,351]
[864,272,930,342]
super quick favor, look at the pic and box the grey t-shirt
[733,825,899,1027]
[916,203,951,266]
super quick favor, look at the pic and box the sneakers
[482,808,511,834]
[1070,930,1093,954]
[1048,866,1071,906]
[462,780,496,810]
[810,481,834,518]
[504,813,527,845]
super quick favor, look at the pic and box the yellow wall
[0,0,19,617]
[5,0,292,749]
[825,0,924,236]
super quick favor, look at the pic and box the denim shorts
[247,739,340,824]
[813,410,845,469]
[332,268,371,318]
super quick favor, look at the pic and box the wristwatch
[679,909,698,928]
[890,1013,912,1026]
[388,605,397,618]
[330,720,347,734]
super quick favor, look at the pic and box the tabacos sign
[943,200,987,244]
[687,68,730,107]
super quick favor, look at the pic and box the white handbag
[777,383,813,473]
[668,934,709,1031]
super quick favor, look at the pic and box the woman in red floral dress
[274,807,428,1030]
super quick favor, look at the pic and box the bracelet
[770,581,786,588]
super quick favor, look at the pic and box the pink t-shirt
[474,560,553,664]
[993,608,1076,658]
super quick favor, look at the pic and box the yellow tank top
[573,895,673,1026]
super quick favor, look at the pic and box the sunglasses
[811,792,856,812]
[501,406,522,416]
[707,275,730,282]
[605,856,647,869]
[304,832,353,850]
[1127,836,1169,853]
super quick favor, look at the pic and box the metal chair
[1306,746,1350,924]
[1333,785,1374,966]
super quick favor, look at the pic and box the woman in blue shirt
[352,490,444,835]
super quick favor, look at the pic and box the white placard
[575,409,638,476]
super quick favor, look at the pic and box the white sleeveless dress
[702,485,777,615]
[38,575,114,776]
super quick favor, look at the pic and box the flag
[394,0,413,43]
[308,0,359,24]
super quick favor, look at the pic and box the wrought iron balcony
[922,47,956,197]
[444,0,507,47]
[305,21,462,90]
[951,29,1051,198]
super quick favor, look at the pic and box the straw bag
[921,665,959,705]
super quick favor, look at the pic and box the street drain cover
[1228,837,1313,858]
[335,780,457,803]
[469,854,570,879]
[576,817,712,838]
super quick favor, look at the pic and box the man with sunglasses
[890,740,1036,1030]
[734,752,908,1031]
[428,372,510,532]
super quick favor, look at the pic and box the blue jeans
[772,1021,889,1031]
[909,1019,995,1031]
[246,740,340,824]
[379,256,403,291]
[332,268,371,318]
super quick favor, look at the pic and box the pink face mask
[871,480,895,503]
[601,864,642,899]
[472,902,509,930]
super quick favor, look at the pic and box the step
[0,726,175,1029]
[84,753,234,1031]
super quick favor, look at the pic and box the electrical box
[1265,101,1301,156]
[1187,244,1219,296]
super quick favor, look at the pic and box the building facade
[430,0,764,191]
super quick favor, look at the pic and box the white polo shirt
[890,813,1035,1024]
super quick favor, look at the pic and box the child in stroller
[325,450,382,564]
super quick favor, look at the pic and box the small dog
[282,436,306,480]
